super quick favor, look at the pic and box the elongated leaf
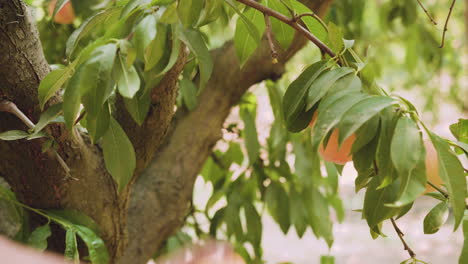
[179,28,213,90]
[240,103,260,165]
[337,96,396,144]
[145,23,169,71]
[75,225,109,264]
[423,202,449,234]
[0,130,29,141]
[224,0,261,43]
[178,0,203,28]
[64,229,79,263]
[244,203,262,247]
[102,118,136,193]
[283,61,327,128]
[290,188,308,237]
[363,178,401,229]
[27,224,51,251]
[351,115,379,153]
[63,66,83,129]
[306,67,354,111]
[304,188,333,247]
[154,25,181,77]
[234,7,265,67]
[38,65,75,110]
[85,102,111,143]
[80,44,117,117]
[460,213,468,264]
[179,79,198,111]
[265,182,290,234]
[133,14,157,60]
[124,91,151,126]
[66,7,122,58]
[121,0,151,18]
[45,209,101,234]
[311,91,368,151]
[387,157,426,207]
[428,133,467,230]
[114,52,140,98]
[32,103,63,135]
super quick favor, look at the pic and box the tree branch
[235,0,336,57]
[440,0,457,48]
[391,218,416,259]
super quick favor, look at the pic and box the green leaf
[27,224,51,251]
[265,0,294,49]
[460,213,468,264]
[114,52,141,98]
[244,203,262,247]
[38,65,75,110]
[321,255,335,264]
[85,102,111,143]
[337,96,396,144]
[351,115,380,153]
[327,22,344,53]
[450,119,468,143]
[80,44,117,117]
[153,25,181,77]
[423,202,449,234]
[240,101,260,165]
[0,130,29,141]
[290,188,308,237]
[363,178,401,229]
[391,116,423,175]
[224,0,262,43]
[102,118,136,193]
[283,61,327,129]
[306,67,354,111]
[198,0,222,26]
[179,78,198,111]
[63,66,83,129]
[428,133,467,230]
[234,7,265,67]
[387,157,426,207]
[311,91,367,151]
[32,103,63,135]
[179,28,213,90]
[177,0,203,28]
[64,229,79,263]
[121,0,151,18]
[45,209,101,234]
[160,2,179,24]
[123,91,151,126]
[265,182,290,234]
[75,225,109,264]
[133,14,157,60]
[304,188,333,247]
[66,7,122,58]
[145,23,169,71]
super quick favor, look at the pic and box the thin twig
[440,0,457,48]
[391,218,416,259]
[295,13,329,32]
[427,181,448,198]
[235,0,336,58]
[0,100,72,178]
[416,0,438,25]
[264,14,279,64]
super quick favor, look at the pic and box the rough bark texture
[0,0,333,263]
[122,1,333,263]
